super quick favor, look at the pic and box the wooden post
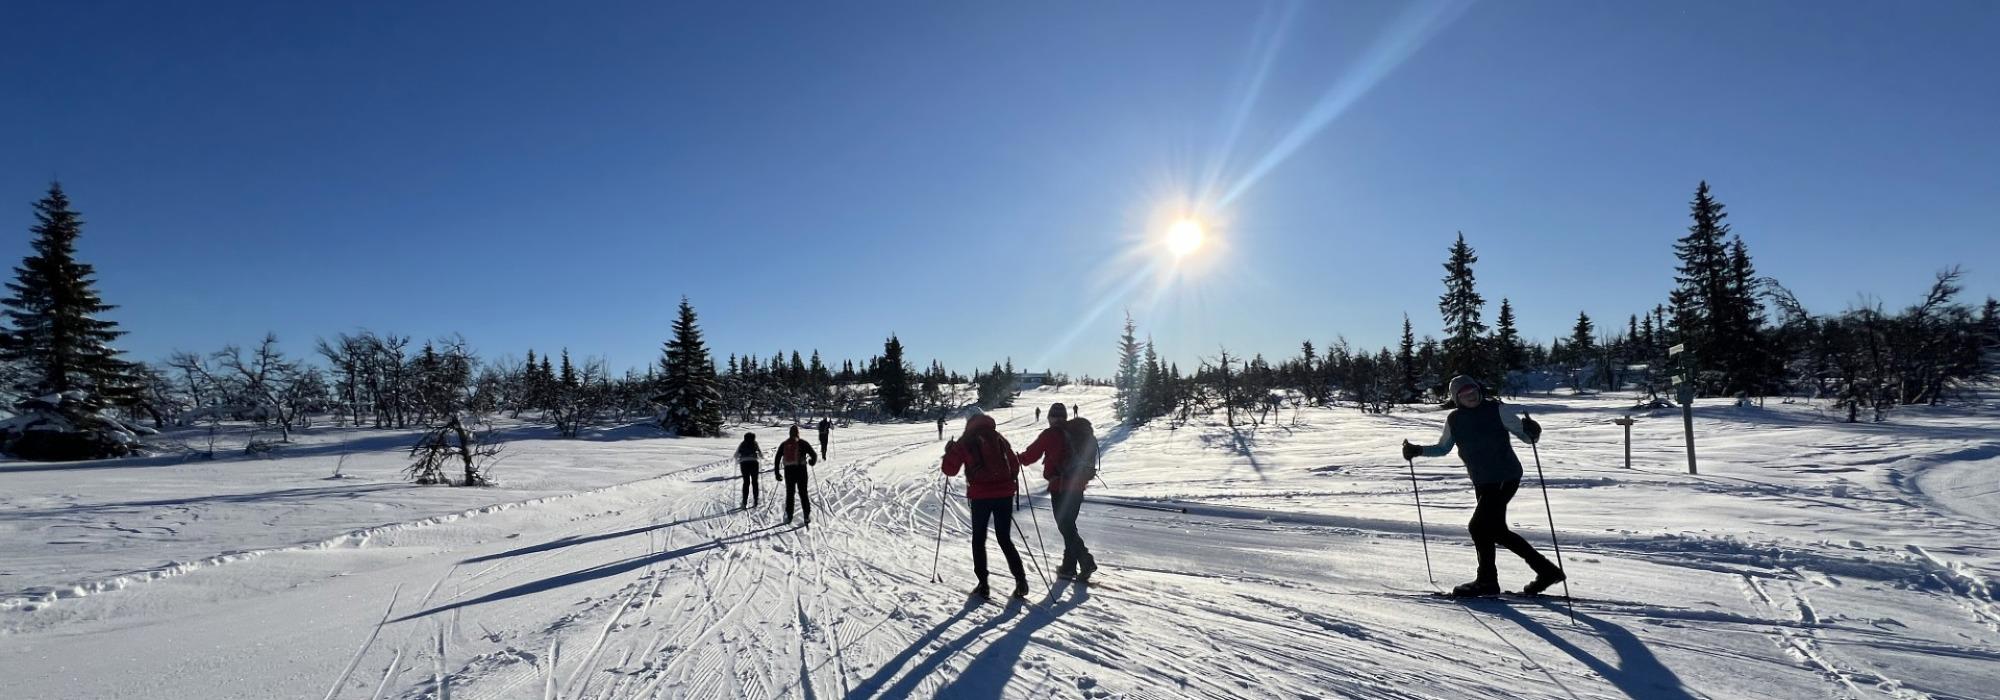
[1613,416,1635,469]
[1670,344,1698,475]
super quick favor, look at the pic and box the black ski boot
[1077,559,1098,582]
[1522,569,1567,596]
[1450,579,1500,598]
[971,583,990,599]
[1055,568,1076,581]
[1010,580,1029,599]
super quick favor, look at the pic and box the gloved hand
[1401,440,1423,461]
[1521,416,1542,444]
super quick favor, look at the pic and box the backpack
[960,430,1013,486]
[1061,417,1099,484]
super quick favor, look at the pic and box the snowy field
[2,386,1997,699]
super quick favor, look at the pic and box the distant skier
[775,425,819,525]
[1017,403,1097,581]
[735,433,765,509]
[942,410,1029,599]
[818,418,832,460]
[1402,375,1559,598]
[937,414,946,441]
[1034,407,1041,423]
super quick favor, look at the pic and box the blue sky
[4,1,1995,377]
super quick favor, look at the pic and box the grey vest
[1446,400,1524,485]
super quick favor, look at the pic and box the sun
[1166,218,1206,258]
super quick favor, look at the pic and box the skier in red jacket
[1017,402,1096,580]
[941,410,1028,599]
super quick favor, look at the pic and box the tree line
[1111,182,1998,426]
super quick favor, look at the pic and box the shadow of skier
[392,525,784,622]
[842,598,1007,699]
[1493,600,1696,700]
[930,584,1090,699]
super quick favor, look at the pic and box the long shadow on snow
[932,584,1090,699]
[394,524,786,623]
[458,510,735,564]
[841,599,992,699]
[1490,599,1695,700]
[845,586,1087,699]
[5,482,406,518]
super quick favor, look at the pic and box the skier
[941,410,1029,599]
[775,425,819,525]
[818,418,832,460]
[1402,375,1560,598]
[1016,403,1097,581]
[937,413,946,441]
[1035,407,1041,423]
[735,432,765,509]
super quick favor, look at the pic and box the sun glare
[1167,218,1206,258]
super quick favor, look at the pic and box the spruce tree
[1669,181,1734,393]
[1494,298,1523,375]
[1,183,138,400]
[1140,339,1163,419]
[1396,315,1420,403]
[1114,312,1141,422]
[1437,232,1489,382]
[559,349,578,389]
[1723,237,1770,394]
[1569,312,1596,355]
[659,297,724,436]
[876,334,914,417]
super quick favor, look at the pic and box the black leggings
[739,464,760,507]
[1051,490,1093,572]
[1469,480,1556,582]
[968,497,1026,585]
[784,464,811,521]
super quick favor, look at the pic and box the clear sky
[4,1,1996,377]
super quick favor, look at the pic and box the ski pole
[1014,475,1054,589]
[1405,453,1436,587]
[931,470,947,583]
[1525,412,1575,623]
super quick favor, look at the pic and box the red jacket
[941,415,1019,500]
[1018,426,1085,493]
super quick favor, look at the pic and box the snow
[1,386,1996,699]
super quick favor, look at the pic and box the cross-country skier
[775,425,819,525]
[937,413,946,441]
[818,418,832,460]
[1402,376,1560,598]
[735,432,765,509]
[942,410,1029,599]
[1017,403,1097,581]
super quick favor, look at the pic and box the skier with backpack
[1401,375,1561,598]
[775,425,819,525]
[941,409,1029,599]
[1017,403,1097,581]
[735,432,765,509]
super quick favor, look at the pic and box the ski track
[7,390,1999,699]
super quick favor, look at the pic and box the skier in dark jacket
[1403,375,1562,598]
[941,410,1029,599]
[775,425,819,525]
[735,433,765,509]
[817,418,832,460]
[1017,403,1095,580]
